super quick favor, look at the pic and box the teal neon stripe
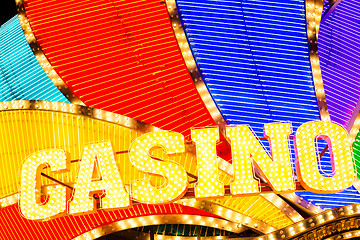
[0,15,69,103]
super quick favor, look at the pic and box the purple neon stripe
[318,0,360,127]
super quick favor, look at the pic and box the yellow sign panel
[0,103,296,228]
[19,120,355,220]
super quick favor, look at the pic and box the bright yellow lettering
[128,131,188,204]
[69,141,130,214]
[20,149,70,220]
[295,121,355,193]
[191,127,224,199]
[226,123,294,195]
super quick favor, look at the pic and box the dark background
[0,0,17,25]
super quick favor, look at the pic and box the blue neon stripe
[177,0,360,210]
[0,15,69,103]
[177,0,318,134]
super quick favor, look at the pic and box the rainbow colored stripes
[0,0,359,220]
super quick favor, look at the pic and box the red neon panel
[0,203,221,240]
[24,0,216,139]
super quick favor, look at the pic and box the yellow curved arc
[209,196,293,230]
[214,171,295,230]
[0,101,293,229]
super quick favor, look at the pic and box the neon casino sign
[19,121,355,220]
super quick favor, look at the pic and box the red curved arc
[0,203,221,239]
[24,0,215,139]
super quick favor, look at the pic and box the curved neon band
[0,16,69,103]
